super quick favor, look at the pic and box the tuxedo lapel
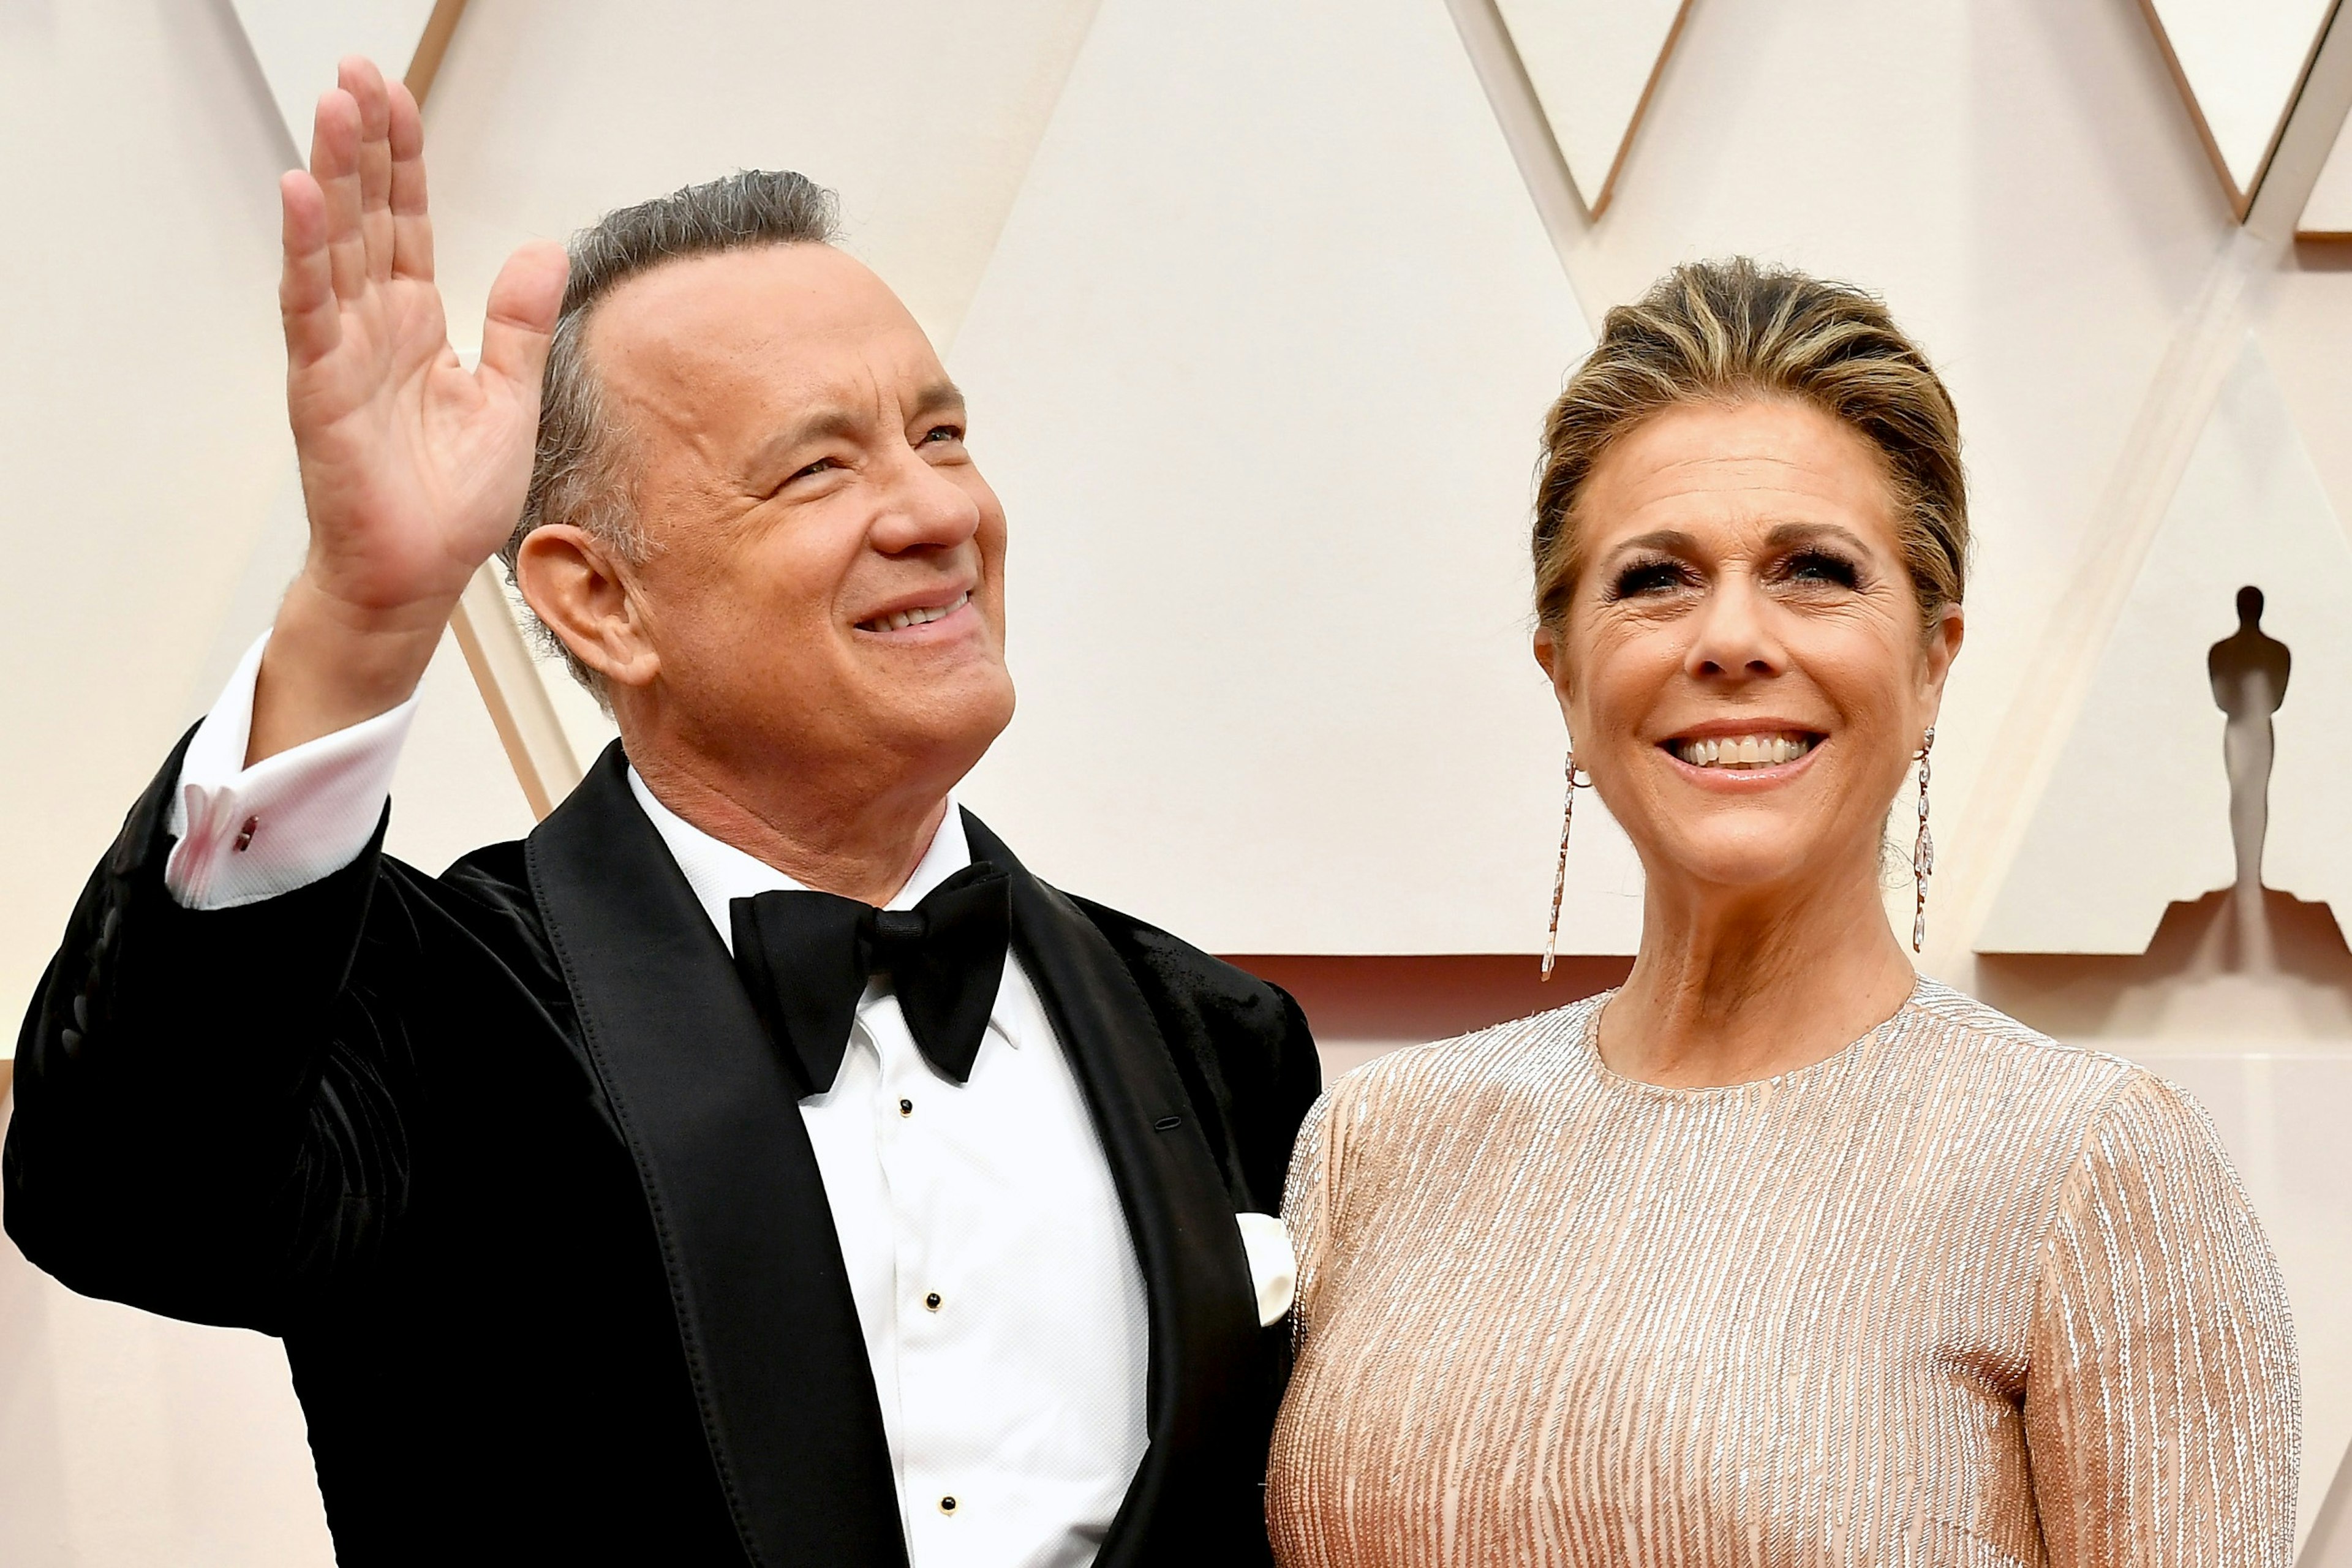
[528,745,905,1568]
[960,812,1263,1566]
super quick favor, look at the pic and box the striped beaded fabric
[1267,979,2299,1567]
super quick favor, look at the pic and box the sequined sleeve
[2024,1069,2300,1566]
[1280,1088,1337,1352]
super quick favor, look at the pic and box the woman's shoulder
[1898,980,2236,1177]
[1316,980,2208,1159]
[1902,977,2147,1099]
[1323,992,1609,1121]
[1329,980,2152,1092]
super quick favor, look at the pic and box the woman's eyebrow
[1604,529,1698,559]
[1763,521,1872,552]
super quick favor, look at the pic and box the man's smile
[855,587,974,635]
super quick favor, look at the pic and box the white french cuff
[1235,1211,1296,1327]
[164,631,421,911]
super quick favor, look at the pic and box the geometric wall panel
[225,0,447,148]
[1489,0,1691,216]
[949,0,1633,955]
[2299,102,2352,237]
[415,0,1104,355]
[1978,336,2352,952]
[2138,0,2338,217]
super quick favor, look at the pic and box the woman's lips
[1657,729,1826,784]
[1667,731,1817,769]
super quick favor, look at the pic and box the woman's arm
[1281,1082,1354,1350]
[2024,1070,2300,1566]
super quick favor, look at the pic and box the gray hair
[499,169,842,698]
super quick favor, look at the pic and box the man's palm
[280,58,564,622]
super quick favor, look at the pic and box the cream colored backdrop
[9,0,2352,1560]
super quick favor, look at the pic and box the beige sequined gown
[1267,980,2298,1567]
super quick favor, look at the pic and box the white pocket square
[1235,1212,1296,1326]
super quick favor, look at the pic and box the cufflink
[1235,1212,1295,1326]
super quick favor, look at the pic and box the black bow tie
[729,862,1012,1098]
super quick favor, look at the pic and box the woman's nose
[1684,576,1784,679]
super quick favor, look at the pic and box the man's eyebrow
[908,380,967,421]
[745,407,859,480]
[747,383,968,476]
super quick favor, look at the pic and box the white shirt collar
[625,766,974,954]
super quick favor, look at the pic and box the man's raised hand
[253,56,566,763]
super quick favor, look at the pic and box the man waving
[5,57,1316,1568]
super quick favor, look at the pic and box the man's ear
[515,526,661,692]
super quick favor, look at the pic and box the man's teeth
[867,590,970,633]
[1673,734,1815,768]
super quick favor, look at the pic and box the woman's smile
[1659,724,1825,783]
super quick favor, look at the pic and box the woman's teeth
[865,590,970,633]
[1673,734,1814,768]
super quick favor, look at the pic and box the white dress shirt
[167,635,1150,1568]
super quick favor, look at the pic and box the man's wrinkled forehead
[585,243,940,429]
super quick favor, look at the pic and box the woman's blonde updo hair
[1533,257,1967,635]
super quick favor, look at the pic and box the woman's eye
[1608,560,1687,600]
[1782,549,1860,589]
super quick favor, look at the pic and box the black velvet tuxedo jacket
[4,739,1321,1566]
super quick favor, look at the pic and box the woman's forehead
[1579,401,1899,557]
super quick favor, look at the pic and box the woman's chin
[1648,831,1844,896]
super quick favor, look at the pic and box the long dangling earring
[1911,726,1936,954]
[1542,752,1589,981]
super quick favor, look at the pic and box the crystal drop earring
[1911,726,1936,954]
[1542,752,1589,981]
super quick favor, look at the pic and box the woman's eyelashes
[1600,546,1866,606]
[1606,557,1694,601]
[1773,547,1863,590]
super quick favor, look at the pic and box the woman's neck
[1598,858,1918,1088]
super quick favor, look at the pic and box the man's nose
[1684,574,1785,680]
[870,444,983,556]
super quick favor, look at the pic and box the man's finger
[387,81,433,282]
[311,88,367,303]
[478,241,568,405]
[340,58,395,283]
[279,171,340,367]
